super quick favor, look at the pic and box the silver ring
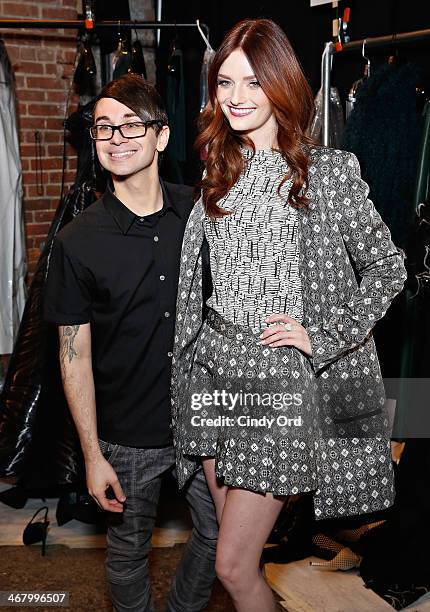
[284,322,293,332]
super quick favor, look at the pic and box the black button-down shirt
[44,180,194,447]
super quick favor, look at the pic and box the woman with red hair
[171,18,406,611]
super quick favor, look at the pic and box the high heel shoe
[310,532,361,570]
[310,546,361,571]
[22,506,49,556]
[335,519,385,543]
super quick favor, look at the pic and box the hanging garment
[0,41,27,356]
[345,63,369,119]
[342,62,423,382]
[112,38,131,80]
[128,0,152,80]
[199,46,215,162]
[342,62,422,250]
[0,102,100,488]
[129,39,147,79]
[310,86,344,148]
[412,100,430,211]
[73,37,97,98]
[399,185,430,381]
[394,104,430,433]
[199,47,215,113]
[165,45,186,183]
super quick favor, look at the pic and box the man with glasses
[44,74,217,612]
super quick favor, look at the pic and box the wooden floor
[266,559,430,611]
[1,481,429,611]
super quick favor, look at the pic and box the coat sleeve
[306,151,407,373]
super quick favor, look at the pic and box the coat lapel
[173,200,206,356]
[171,200,206,487]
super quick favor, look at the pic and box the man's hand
[86,456,126,513]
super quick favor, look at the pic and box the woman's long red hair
[196,19,316,218]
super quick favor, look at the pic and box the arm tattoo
[60,325,80,368]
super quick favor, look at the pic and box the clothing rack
[321,27,430,145]
[0,19,209,37]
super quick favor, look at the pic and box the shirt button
[164,311,170,318]
[138,217,145,223]
[159,275,165,281]
[167,351,173,358]
[154,236,159,242]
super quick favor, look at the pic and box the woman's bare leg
[215,488,286,612]
[202,457,228,523]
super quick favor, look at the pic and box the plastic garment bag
[199,46,215,113]
[0,41,27,356]
[310,86,345,149]
[413,100,430,212]
[346,64,369,120]
[196,20,215,161]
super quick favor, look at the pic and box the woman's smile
[227,106,257,117]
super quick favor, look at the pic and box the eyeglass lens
[91,122,149,140]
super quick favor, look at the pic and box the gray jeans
[98,440,218,612]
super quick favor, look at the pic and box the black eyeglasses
[89,120,163,141]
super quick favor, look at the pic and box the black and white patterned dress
[205,148,303,330]
[173,147,407,519]
[182,149,322,496]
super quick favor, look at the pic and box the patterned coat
[171,148,407,520]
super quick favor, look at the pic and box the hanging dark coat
[171,147,407,521]
[342,62,422,251]
[0,102,101,488]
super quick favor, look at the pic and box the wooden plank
[266,557,394,612]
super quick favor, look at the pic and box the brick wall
[1,0,79,280]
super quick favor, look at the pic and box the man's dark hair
[93,74,168,133]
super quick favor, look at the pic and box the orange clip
[343,7,350,23]
[85,18,94,29]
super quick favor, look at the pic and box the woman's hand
[260,314,313,357]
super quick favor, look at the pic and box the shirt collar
[160,179,181,219]
[103,179,180,235]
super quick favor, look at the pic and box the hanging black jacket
[0,102,101,488]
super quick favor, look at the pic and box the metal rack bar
[336,27,430,53]
[320,27,430,145]
[0,19,209,37]
[322,42,334,148]
[156,0,163,47]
